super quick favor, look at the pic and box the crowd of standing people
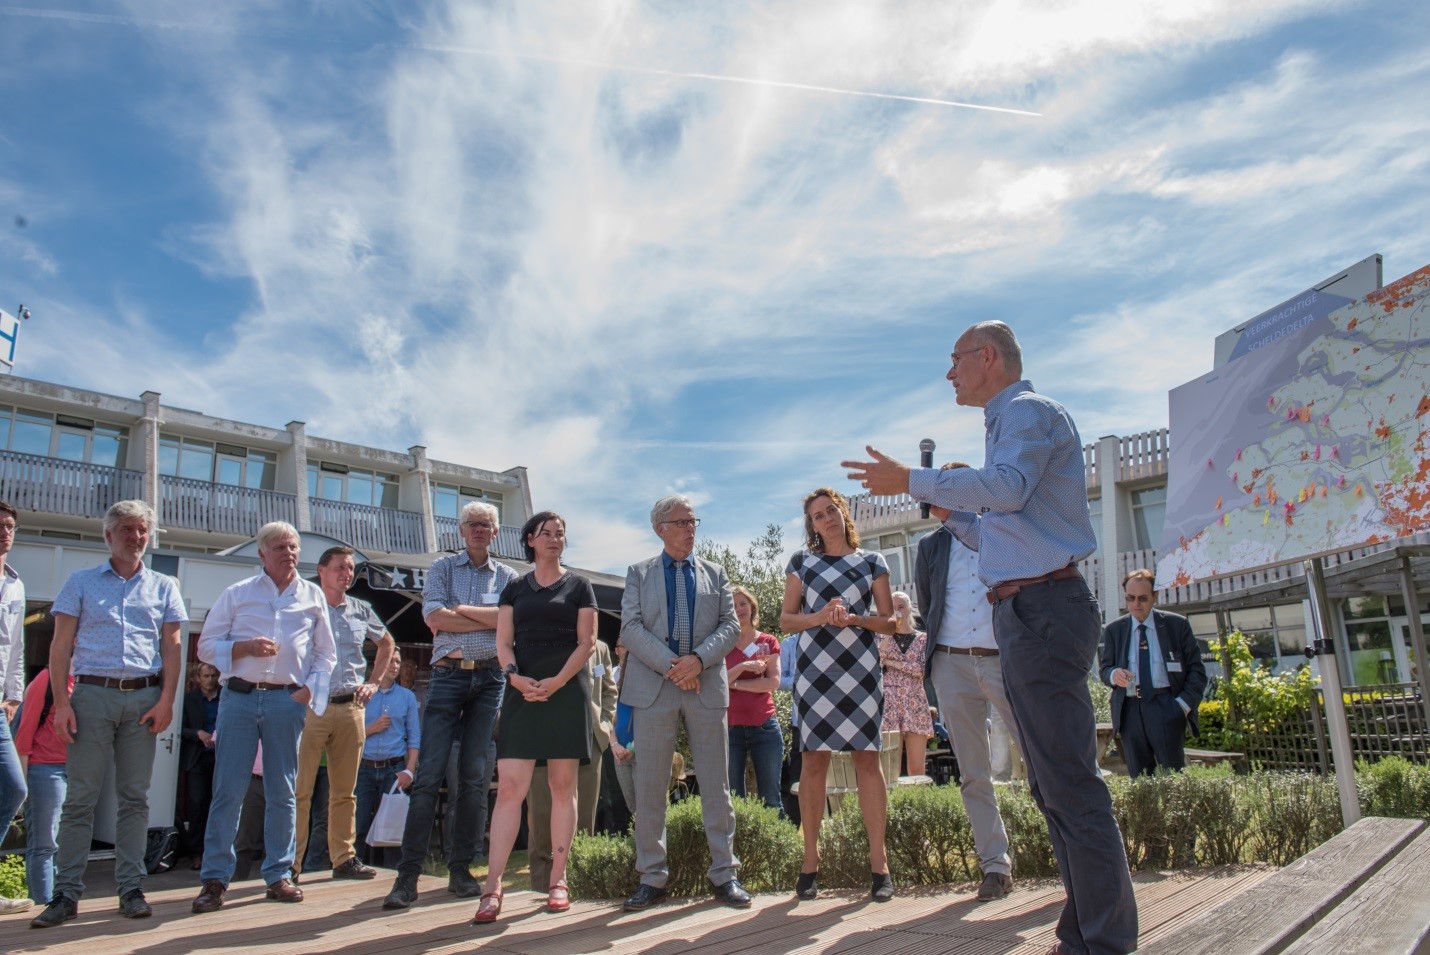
[0,321,1186,955]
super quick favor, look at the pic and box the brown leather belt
[933,645,999,657]
[76,673,162,691]
[433,656,499,670]
[361,756,405,769]
[986,564,1081,605]
[226,677,301,693]
[328,692,357,706]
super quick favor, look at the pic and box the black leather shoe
[622,883,668,911]
[29,895,77,929]
[977,871,1013,902]
[713,878,752,908]
[118,890,151,918]
[448,866,481,898]
[870,871,895,902]
[794,871,818,900]
[383,873,419,910]
[333,858,378,880]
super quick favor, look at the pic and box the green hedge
[570,761,1430,899]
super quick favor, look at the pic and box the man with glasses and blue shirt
[0,502,29,918]
[381,500,518,910]
[619,494,749,912]
[1099,569,1206,778]
[844,321,1138,955]
[32,500,186,929]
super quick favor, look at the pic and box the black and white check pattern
[787,549,888,752]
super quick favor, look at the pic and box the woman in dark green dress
[476,511,597,923]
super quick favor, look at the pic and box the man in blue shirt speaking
[844,321,1137,955]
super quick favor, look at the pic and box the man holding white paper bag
[357,651,420,865]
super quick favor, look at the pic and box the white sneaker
[0,896,35,914]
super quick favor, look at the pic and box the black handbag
[145,826,179,874]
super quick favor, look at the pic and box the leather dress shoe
[623,883,668,911]
[713,879,752,908]
[118,890,152,918]
[448,867,481,898]
[977,871,1013,902]
[266,878,304,903]
[192,881,226,915]
[382,873,418,910]
[333,858,377,880]
[29,895,77,929]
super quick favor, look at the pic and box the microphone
[919,438,935,519]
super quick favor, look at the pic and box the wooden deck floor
[0,865,1272,955]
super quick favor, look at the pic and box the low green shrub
[1243,771,1341,866]
[0,852,25,900]
[567,832,636,900]
[1358,756,1430,820]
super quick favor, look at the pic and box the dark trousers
[395,665,504,877]
[993,576,1138,955]
[355,762,400,867]
[1120,693,1188,778]
[184,751,216,857]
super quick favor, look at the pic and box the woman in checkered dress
[780,487,897,903]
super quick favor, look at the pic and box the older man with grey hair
[190,521,337,915]
[382,500,519,910]
[31,500,187,929]
[619,494,748,912]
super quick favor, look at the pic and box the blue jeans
[396,665,504,877]
[200,687,308,886]
[25,762,66,904]
[728,717,784,810]
[0,713,24,835]
[355,761,398,866]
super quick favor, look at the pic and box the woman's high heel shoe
[472,889,503,924]
[547,880,571,913]
[795,871,819,900]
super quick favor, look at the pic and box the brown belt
[433,656,499,671]
[328,692,357,706]
[933,645,999,657]
[76,673,162,691]
[226,677,301,693]
[361,756,405,769]
[986,564,1082,605]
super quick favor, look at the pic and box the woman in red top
[14,668,72,905]
[725,586,783,811]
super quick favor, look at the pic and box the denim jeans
[395,665,504,877]
[0,714,25,836]
[25,762,66,904]
[200,687,308,886]
[355,761,398,866]
[728,716,784,810]
[55,682,160,900]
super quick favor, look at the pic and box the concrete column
[409,445,437,552]
[507,466,534,524]
[139,391,163,517]
[1098,434,1122,622]
[287,421,310,532]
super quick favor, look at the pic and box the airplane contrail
[2,6,1040,117]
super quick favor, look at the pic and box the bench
[791,732,931,814]
[1183,747,1247,772]
[1142,815,1430,954]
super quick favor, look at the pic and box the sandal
[795,871,819,900]
[472,890,503,924]
[547,879,571,913]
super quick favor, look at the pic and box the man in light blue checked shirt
[32,500,186,930]
[382,500,518,910]
[356,650,419,867]
[845,321,1138,955]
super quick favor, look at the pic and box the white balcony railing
[160,474,297,537]
[433,515,525,560]
[0,449,145,520]
[309,498,427,554]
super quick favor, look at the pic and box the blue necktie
[674,560,692,656]
[1137,623,1151,698]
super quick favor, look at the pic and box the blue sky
[2,1,1427,573]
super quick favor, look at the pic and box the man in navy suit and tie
[1098,569,1207,777]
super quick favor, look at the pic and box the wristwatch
[503,663,519,677]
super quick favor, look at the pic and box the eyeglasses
[658,519,701,529]
[950,346,986,371]
[462,521,497,531]
[1124,594,1154,604]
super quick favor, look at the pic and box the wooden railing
[0,449,144,520]
[309,498,427,554]
[1082,427,1172,490]
[849,494,927,533]
[160,475,296,537]
[434,515,525,560]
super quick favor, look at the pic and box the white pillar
[287,421,310,532]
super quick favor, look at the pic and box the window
[431,483,503,524]
[309,462,399,508]
[160,436,276,488]
[0,405,129,466]
[1130,486,1166,550]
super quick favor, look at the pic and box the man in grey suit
[619,494,750,911]
[915,463,1017,902]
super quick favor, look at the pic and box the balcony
[309,498,427,554]
[0,449,144,520]
[160,474,297,537]
[849,494,928,534]
[1084,428,1171,490]
[434,515,526,561]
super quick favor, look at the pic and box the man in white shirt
[191,522,338,914]
[914,463,1016,903]
[0,501,29,918]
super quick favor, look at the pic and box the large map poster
[1156,264,1430,589]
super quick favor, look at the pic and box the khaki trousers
[294,700,365,872]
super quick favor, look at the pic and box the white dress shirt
[198,572,339,715]
[935,541,998,650]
